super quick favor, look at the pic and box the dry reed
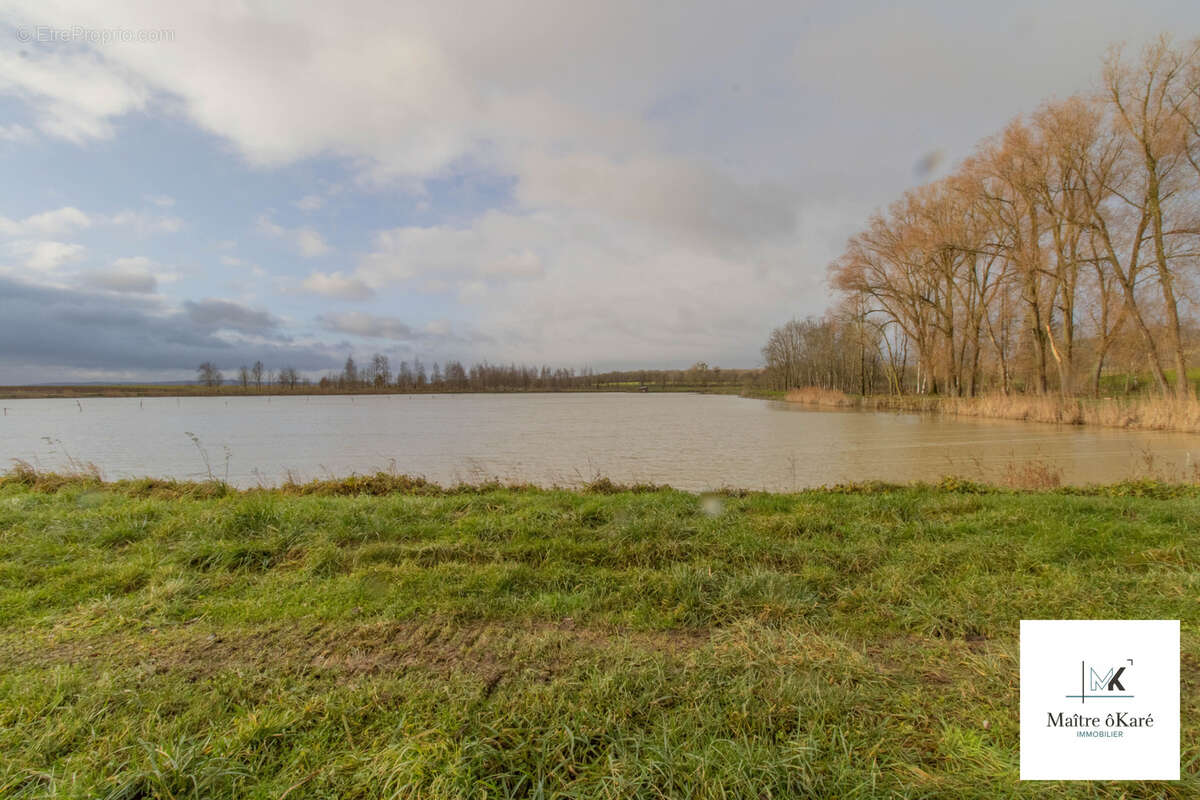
[784,388,1200,433]
[783,387,856,407]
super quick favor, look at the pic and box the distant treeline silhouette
[197,356,764,393]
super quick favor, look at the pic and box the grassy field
[0,472,1195,798]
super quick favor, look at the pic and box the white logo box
[1020,620,1180,781]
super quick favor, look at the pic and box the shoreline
[5,467,1198,499]
[783,387,1200,435]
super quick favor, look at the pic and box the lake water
[2,393,1198,490]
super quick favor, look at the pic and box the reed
[782,387,856,407]
[785,388,1200,433]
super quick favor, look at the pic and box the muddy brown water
[2,393,1199,490]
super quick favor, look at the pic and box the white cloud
[111,256,154,270]
[319,198,822,365]
[113,255,179,282]
[457,280,487,302]
[480,248,543,278]
[255,215,286,237]
[0,123,34,142]
[0,206,92,237]
[295,228,330,257]
[258,215,331,258]
[108,210,184,234]
[0,206,183,239]
[0,2,713,180]
[145,194,175,207]
[8,240,87,271]
[0,48,146,141]
[294,193,323,212]
[298,270,373,300]
[354,212,558,288]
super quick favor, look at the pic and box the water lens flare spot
[699,495,724,517]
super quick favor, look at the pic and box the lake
[2,393,1198,490]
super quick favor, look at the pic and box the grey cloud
[0,277,340,377]
[319,312,421,341]
[318,311,492,346]
[79,267,157,294]
[514,154,800,252]
[183,298,279,335]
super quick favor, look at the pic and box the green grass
[0,475,1196,798]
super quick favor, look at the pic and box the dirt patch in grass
[8,618,711,687]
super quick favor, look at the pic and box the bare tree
[371,353,391,387]
[341,356,358,387]
[277,366,299,389]
[1104,38,1198,398]
[196,362,223,388]
[812,37,1200,402]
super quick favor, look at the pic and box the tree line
[196,361,303,389]
[766,37,1200,400]
[197,356,764,392]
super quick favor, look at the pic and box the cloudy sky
[0,1,1195,383]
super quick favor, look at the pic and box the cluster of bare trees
[761,316,888,394]
[324,354,419,389]
[321,355,761,392]
[234,361,301,389]
[774,38,1200,399]
[196,360,305,389]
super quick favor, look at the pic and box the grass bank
[0,472,1196,798]
[785,387,1200,435]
